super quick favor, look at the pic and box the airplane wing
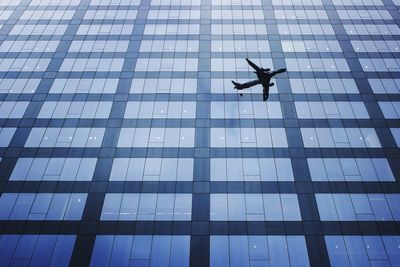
[275,68,287,74]
[245,58,262,72]
[269,68,287,78]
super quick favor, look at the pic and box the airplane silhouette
[232,58,287,101]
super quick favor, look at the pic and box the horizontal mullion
[1,181,398,193]
[1,93,400,102]
[0,220,398,235]
[0,147,398,158]
[1,118,399,128]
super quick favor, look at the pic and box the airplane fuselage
[255,71,272,89]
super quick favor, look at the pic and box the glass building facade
[0,0,399,266]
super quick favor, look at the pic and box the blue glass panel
[210,236,229,267]
[150,236,171,267]
[230,236,250,267]
[110,236,133,267]
[90,236,114,267]
[30,235,57,266]
[49,235,76,267]
[131,236,152,260]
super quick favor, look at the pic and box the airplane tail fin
[231,81,241,89]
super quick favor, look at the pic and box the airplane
[232,58,287,101]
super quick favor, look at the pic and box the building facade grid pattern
[0,0,399,265]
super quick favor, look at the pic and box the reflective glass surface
[0,0,398,265]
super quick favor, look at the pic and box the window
[325,236,400,267]
[39,101,112,119]
[344,24,400,35]
[0,40,60,53]
[29,0,80,5]
[360,58,400,72]
[101,194,192,221]
[332,0,383,5]
[69,40,129,53]
[316,194,400,221]
[0,128,16,147]
[369,79,400,94]
[77,24,134,35]
[118,128,195,147]
[0,102,29,118]
[275,9,328,20]
[210,236,310,267]
[25,128,105,147]
[211,158,294,181]
[147,9,200,20]
[89,0,140,5]
[135,58,198,72]
[211,40,270,52]
[84,9,137,20]
[212,9,264,20]
[143,24,200,35]
[10,24,68,36]
[391,128,400,147]
[0,58,50,72]
[278,24,334,35]
[125,102,196,118]
[50,79,118,94]
[110,158,193,181]
[212,0,262,4]
[211,128,288,147]
[140,40,199,52]
[301,128,381,148]
[295,101,369,119]
[90,235,190,267]
[282,40,342,52]
[337,9,392,20]
[0,235,75,267]
[285,58,350,72]
[0,193,87,220]
[151,0,200,5]
[0,78,40,94]
[130,78,197,93]
[379,102,400,119]
[211,101,282,119]
[290,79,358,94]
[352,40,400,53]
[212,24,267,35]
[59,58,125,72]
[20,9,75,20]
[210,194,301,221]
[10,158,97,181]
[308,158,395,181]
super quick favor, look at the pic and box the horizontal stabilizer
[231,81,240,88]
